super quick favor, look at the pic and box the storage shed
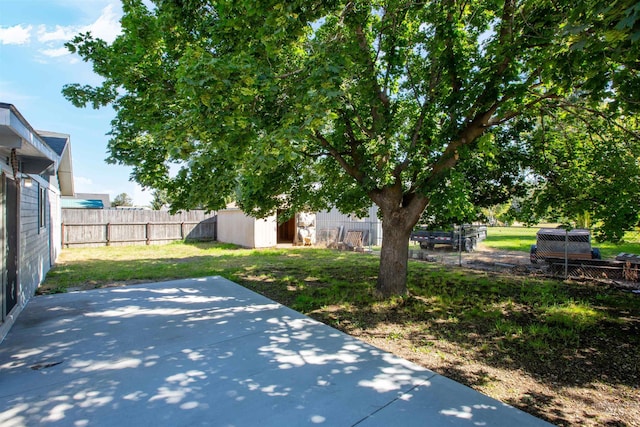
[216,204,382,249]
[217,206,278,248]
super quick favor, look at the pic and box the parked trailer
[410,225,487,252]
[530,228,601,264]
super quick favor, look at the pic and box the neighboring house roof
[61,198,104,209]
[73,192,110,207]
[0,102,74,196]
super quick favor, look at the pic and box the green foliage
[111,192,133,207]
[521,111,640,242]
[63,0,639,294]
[150,188,169,210]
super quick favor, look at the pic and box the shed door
[277,212,296,243]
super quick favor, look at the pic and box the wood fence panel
[186,217,217,241]
[148,223,182,241]
[61,209,217,247]
[63,224,107,247]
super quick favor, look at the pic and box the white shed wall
[217,208,277,248]
[253,216,277,248]
[217,208,255,247]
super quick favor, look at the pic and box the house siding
[18,179,52,304]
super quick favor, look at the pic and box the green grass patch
[590,239,640,259]
[482,226,540,252]
[543,301,607,330]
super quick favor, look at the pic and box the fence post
[61,223,65,248]
[458,225,462,267]
[181,222,185,240]
[564,229,569,278]
[106,223,111,246]
[146,222,151,245]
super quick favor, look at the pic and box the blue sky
[0,0,153,206]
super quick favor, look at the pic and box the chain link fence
[315,219,382,252]
[314,219,640,286]
[528,228,640,283]
[408,225,640,286]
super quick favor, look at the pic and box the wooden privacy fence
[61,209,217,247]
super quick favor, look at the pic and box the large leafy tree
[64,0,638,296]
[520,108,640,242]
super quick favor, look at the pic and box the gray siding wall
[316,206,383,246]
[19,179,52,304]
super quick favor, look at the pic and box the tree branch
[274,68,304,79]
[488,92,560,126]
[354,23,389,131]
[466,0,515,122]
[314,130,364,183]
[393,106,429,178]
[560,103,640,142]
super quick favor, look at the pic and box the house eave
[0,103,60,176]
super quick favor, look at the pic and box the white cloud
[82,4,122,43]
[33,4,122,61]
[36,4,121,45]
[0,24,33,45]
[37,24,77,43]
[40,47,71,58]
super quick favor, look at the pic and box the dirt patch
[409,243,533,266]
[344,324,639,426]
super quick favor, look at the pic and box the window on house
[39,186,46,229]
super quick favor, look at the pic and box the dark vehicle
[410,225,487,252]
[530,228,601,264]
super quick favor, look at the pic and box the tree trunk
[377,216,415,297]
[374,188,428,297]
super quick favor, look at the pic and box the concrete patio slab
[0,276,552,426]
